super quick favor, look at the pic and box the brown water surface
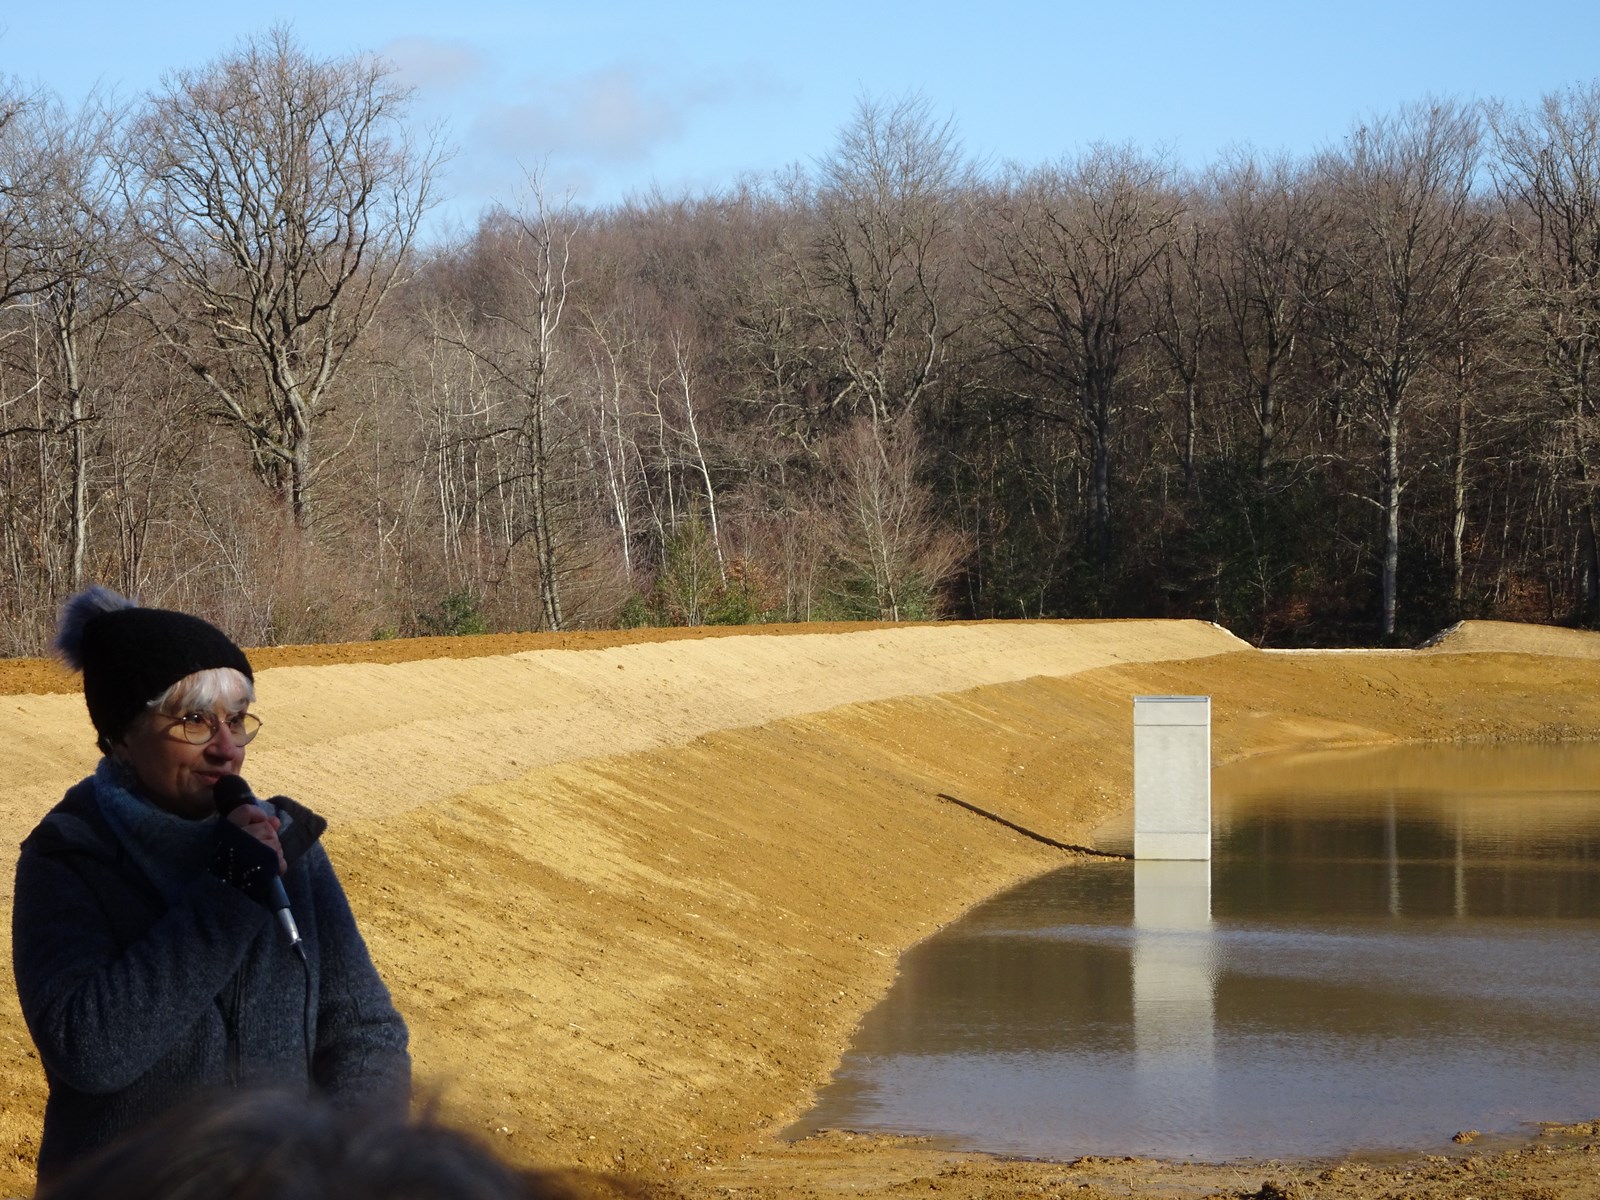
[789,743,1600,1159]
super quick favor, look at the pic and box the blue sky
[5,1,1599,240]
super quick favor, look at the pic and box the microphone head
[212,773,255,817]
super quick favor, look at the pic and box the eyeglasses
[159,711,263,746]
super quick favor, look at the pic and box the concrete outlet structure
[1133,695,1212,860]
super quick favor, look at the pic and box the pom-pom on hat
[54,586,253,747]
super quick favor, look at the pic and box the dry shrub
[819,418,969,621]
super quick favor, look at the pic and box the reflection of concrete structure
[1130,697,1216,1152]
[1134,696,1211,860]
[1132,859,1216,1153]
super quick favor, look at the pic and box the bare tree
[786,93,966,433]
[0,139,45,305]
[407,298,506,597]
[1438,241,1500,612]
[444,186,579,631]
[0,93,132,590]
[1490,82,1600,624]
[823,417,968,620]
[637,330,727,581]
[1148,196,1216,491]
[1320,100,1492,637]
[979,146,1181,573]
[0,80,33,307]
[121,27,441,528]
[578,305,644,581]
[1210,153,1333,486]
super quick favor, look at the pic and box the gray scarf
[92,757,217,905]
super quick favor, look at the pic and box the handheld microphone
[213,774,303,948]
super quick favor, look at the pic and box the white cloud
[430,56,799,222]
[474,64,691,165]
[379,35,485,92]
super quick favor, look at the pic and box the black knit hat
[55,587,254,747]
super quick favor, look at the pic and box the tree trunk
[1450,382,1468,610]
[1381,404,1402,638]
[290,442,313,531]
[57,307,88,590]
[1256,378,1278,487]
[529,399,563,631]
[1084,369,1115,572]
[675,344,725,584]
[1578,482,1600,628]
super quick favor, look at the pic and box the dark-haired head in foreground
[35,1091,662,1200]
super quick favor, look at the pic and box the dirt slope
[1420,618,1600,657]
[1,618,1598,1198]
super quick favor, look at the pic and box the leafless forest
[2,31,1598,652]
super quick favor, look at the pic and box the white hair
[146,668,255,717]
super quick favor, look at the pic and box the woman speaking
[11,587,410,1183]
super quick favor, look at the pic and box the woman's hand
[227,804,286,876]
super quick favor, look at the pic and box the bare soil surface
[2,618,1599,1198]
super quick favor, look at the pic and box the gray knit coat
[12,777,412,1182]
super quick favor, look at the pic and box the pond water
[786,743,1600,1160]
